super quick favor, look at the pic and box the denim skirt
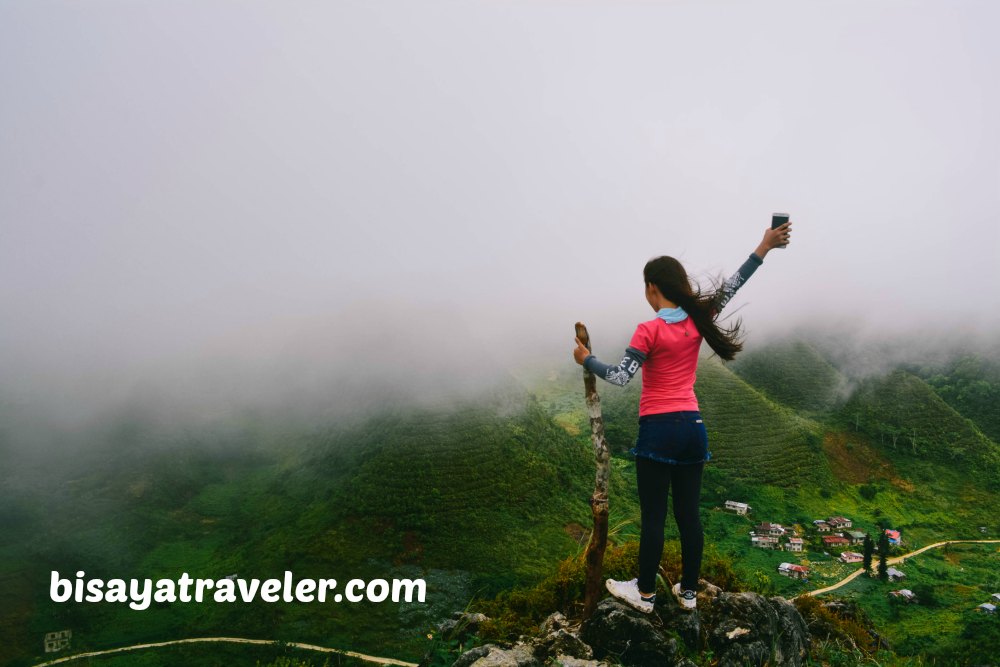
[629,410,711,465]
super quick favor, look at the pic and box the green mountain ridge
[838,368,1000,491]
[1,336,999,666]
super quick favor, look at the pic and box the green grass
[694,355,832,487]
[823,542,1000,664]
[729,339,848,414]
[904,353,1000,443]
[838,369,1000,491]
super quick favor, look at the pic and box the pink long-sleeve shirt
[628,317,703,416]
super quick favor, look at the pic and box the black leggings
[635,456,704,594]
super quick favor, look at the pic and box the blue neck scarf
[656,306,688,323]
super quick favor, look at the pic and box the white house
[890,589,916,602]
[886,567,906,582]
[755,522,786,536]
[778,562,809,580]
[845,530,867,545]
[840,551,863,564]
[786,537,804,552]
[44,630,72,654]
[751,534,780,549]
[978,603,996,614]
[725,500,752,515]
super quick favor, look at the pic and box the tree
[862,534,874,575]
[877,530,890,581]
[576,322,611,620]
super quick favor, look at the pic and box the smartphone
[771,212,790,248]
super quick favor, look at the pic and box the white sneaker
[672,583,697,611]
[605,578,655,614]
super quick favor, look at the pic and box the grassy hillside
[2,385,639,667]
[729,339,848,414]
[694,355,831,487]
[838,368,1000,491]
[905,354,1000,444]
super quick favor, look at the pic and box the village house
[778,562,809,580]
[828,516,853,529]
[822,535,850,548]
[751,534,780,549]
[725,500,752,515]
[885,529,901,545]
[992,593,1000,603]
[814,521,832,533]
[840,551,863,564]
[44,630,72,654]
[755,522,786,536]
[978,603,996,614]
[890,589,916,602]
[785,537,804,552]
[887,567,906,582]
[845,530,866,545]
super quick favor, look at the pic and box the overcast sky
[1,0,998,434]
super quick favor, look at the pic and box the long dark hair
[643,256,745,361]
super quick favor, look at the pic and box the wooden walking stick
[575,321,610,620]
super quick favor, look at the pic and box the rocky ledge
[423,580,811,667]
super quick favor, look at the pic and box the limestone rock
[550,657,611,667]
[452,642,540,667]
[702,592,809,667]
[579,598,679,666]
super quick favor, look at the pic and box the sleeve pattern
[583,346,647,387]
[714,253,764,313]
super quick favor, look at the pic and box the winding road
[798,539,1000,599]
[32,636,419,667]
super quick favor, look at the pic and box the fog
[2,1,998,449]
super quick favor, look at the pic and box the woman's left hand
[763,221,792,251]
[573,336,590,365]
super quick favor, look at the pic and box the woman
[572,221,792,613]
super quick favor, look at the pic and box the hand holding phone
[771,212,791,249]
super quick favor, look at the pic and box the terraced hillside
[302,390,603,581]
[728,339,848,414]
[693,355,830,487]
[838,368,1000,491]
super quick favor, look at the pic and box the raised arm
[713,253,764,313]
[713,221,792,314]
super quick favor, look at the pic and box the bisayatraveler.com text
[50,571,427,610]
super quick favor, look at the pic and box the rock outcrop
[428,580,811,667]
